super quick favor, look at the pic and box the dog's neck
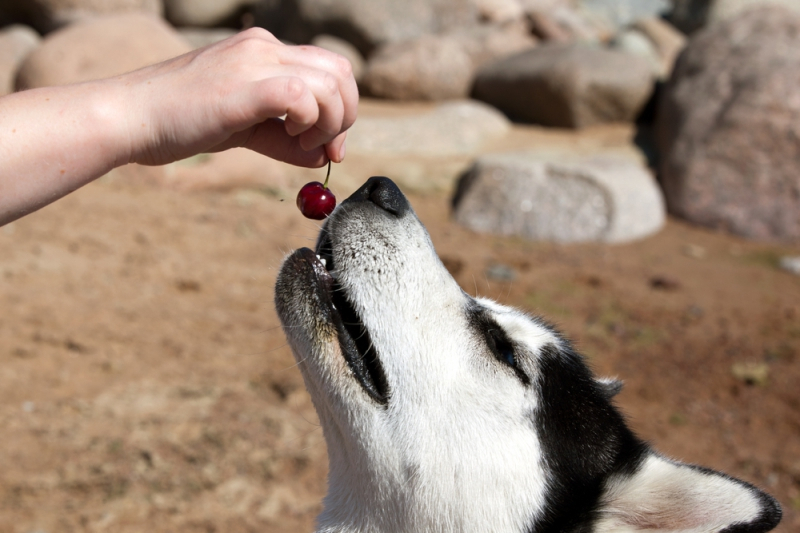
[309,382,549,533]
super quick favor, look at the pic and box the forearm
[0,80,128,226]
[0,29,357,227]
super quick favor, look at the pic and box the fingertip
[325,135,346,163]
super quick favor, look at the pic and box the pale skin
[0,27,358,226]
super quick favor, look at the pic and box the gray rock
[656,6,800,242]
[611,29,662,78]
[363,22,536,100]
[311,34,366,83]
[779,256,800,276]
[486,263,517,281]
[363,35,473,100]
[524,2,607,43]
[666,0,800,34]
[15,13,192,89]
[453,19,538,67]
[165,0,257,27]
[666,0,712,34]
[471,0,524,23]
[577,0,671,32]
[631,17,686,80]
[0,0,162,33]
[708,0,800,24]
[347,100,512,157]
[472,44,654,128]
[253,0,478,56]
[0,25,39,96]
[527,10,574,42]
[453,153,665,243]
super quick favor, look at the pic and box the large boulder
[667,0,800,33]
[362,35,473,101]
[656,7,800,242]
[707,0,800,24]
[15,13,191,89]
[347,100,512,157]
[666,0,711,34]
[612,18,686,81]
[630,17,687,80]
[0,0,162,33]
[0,24,39,96]
[253,0,478,56]
[363,21,536,100]
[610,29,662,78]
[471,0,524,23]
[521,0,611,43]
[453,152,665,243]
[164,0,256,27]
[472,43,654,127]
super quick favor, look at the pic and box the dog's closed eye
[471,308,531,385]
[487,328,515,367]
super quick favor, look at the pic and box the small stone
[731,362,769,386]
[682,244,706,259]
[486,263,516,281]
[779,256,800,276]
[649,275,680,290]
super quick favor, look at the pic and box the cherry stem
[323,160,331,189]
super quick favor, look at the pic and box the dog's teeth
[320,258,327,267]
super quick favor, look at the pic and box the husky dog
[274,177,781,533]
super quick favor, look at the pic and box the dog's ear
[595,377,623,399]
[595,454,781,532]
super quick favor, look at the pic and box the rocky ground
[1,104,799,532]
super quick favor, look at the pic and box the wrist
[87,77,138,168]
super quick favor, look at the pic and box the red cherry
[297,181,336,220]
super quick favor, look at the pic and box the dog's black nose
[344,177,409,216]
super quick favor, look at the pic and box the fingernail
[338,139,347,161]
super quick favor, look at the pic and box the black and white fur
[274,177,781,533]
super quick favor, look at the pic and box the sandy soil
[1,115,799,532]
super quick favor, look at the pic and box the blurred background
[1,0,799,531]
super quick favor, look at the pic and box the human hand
[117,27,358,168]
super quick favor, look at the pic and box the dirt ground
[1,115,799,532]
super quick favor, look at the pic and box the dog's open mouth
[309,231,390,405]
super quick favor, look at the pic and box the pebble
[731,362,769,387]
[779,256,800,275]
[486,263,516,281]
